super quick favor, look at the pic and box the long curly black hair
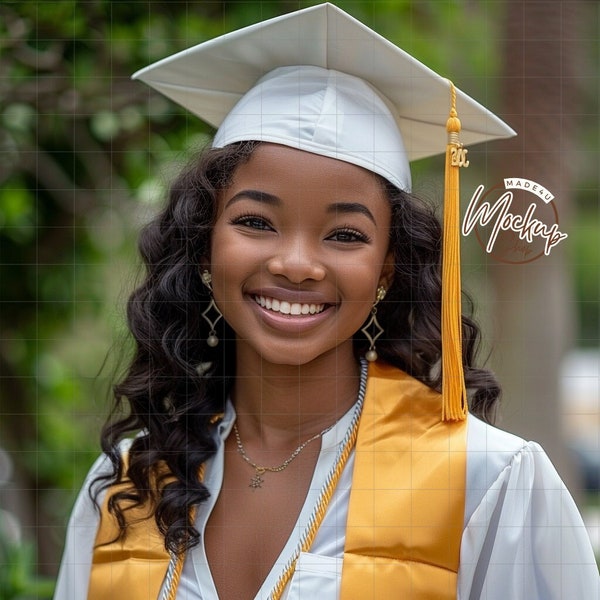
[94,140,501,555]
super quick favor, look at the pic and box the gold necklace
[268,358,368,599]
[161,359,369,600]
[233,421,332,489]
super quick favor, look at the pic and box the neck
[231,342,362,445]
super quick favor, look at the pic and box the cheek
[209,216,244,263]
[208,226,268,305]
[335,265,381,331]
[336,249,387,290]
[208,226,239,296]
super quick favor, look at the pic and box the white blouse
[54,402,599,599]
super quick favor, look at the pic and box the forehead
[225,143,389,202]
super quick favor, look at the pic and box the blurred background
[0,0,598,596]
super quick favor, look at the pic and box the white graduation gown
[54,403,599,600]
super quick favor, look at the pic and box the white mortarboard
[132,2,514,191]
[132,3,516,421]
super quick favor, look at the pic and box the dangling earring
[200,270,222,347]
[361,285,386,362]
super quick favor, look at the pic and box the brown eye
[231,214,274,231]
[328,228,370,243]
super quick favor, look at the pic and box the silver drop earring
[361,286,386,362]
[201,270,223,347]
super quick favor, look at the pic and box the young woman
[54,4,598,599]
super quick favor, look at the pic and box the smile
[253,295,326,316]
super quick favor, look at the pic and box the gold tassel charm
[441,82,468,422]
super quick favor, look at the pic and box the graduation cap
[132,3,516,421]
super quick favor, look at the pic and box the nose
[266,236,326,283]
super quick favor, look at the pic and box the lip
[244,287,336,333]
[247,286,332,305]
[252,294,326,316]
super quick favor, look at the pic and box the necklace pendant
[249,471,264,489]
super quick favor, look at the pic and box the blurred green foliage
[0,0,597,582]
[0,528,54,599]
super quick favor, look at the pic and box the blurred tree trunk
[491,1,584,492]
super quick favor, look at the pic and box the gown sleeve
[53,454,111,600]
[459,422,599,600]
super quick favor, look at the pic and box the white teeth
[253,295,325,316]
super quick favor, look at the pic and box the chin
[259,352,316,367]
[257,344,349,368]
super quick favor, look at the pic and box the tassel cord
[441,81,468,421]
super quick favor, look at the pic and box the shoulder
[76,437,136,509]
[54,440,134,600]
[466,413,529,461]
[464,414,562,523]
[460,416,599,596]
[56,439,136,559]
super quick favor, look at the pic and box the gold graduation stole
[340,361,466,599]
[88,362,467,599]
[88,465,175,599]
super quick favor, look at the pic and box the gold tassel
[441,82,468,422]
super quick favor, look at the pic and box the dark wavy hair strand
[93,142,258,553]
[94,141,500,555]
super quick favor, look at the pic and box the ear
[379,249,395,291]
[199,256,211,272]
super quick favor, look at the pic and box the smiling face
[208,143,393,368]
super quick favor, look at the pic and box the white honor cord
[267,358,368,599]
[161,358,369,600]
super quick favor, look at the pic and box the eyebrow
[225,189,280,208]
[225,192,376,225]
[327,202,376,225]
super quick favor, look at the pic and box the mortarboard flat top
[132,2,515,163]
